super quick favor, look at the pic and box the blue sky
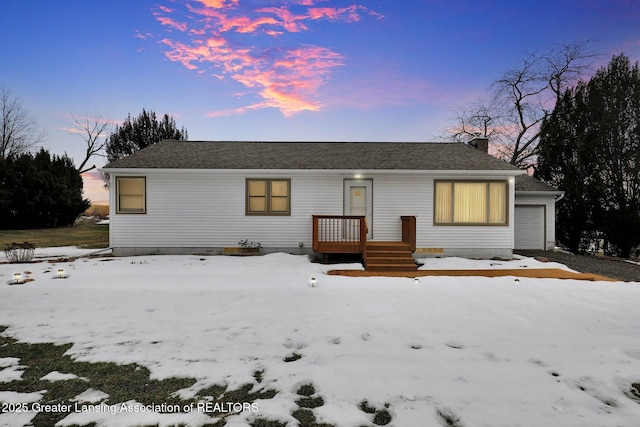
[1,0,639,203]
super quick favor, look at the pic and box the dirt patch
[328,268,615,281]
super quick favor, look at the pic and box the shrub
[0,150,90,229]
[4,242,35,263]
[238,239,262,249]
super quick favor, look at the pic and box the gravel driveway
[516,250,640,282]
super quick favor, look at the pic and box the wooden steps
[364,242,417,271]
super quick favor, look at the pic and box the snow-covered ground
[1,251,640,426]
[416,255,575,271]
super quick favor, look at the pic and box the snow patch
[71,388,110,403]
[0,251,639,426]
[0,358,25,382]
[40,371,88,382]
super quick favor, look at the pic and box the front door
[344,179,373,239]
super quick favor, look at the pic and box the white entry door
[344,179,373,239]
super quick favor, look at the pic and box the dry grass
[0,222,109,250]
[83,204,109,219]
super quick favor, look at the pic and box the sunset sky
[1,0,639,204]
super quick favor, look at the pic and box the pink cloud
[134,30,153,40]
[81,171,109,204]
[82,170,107,186]
[308,5,384,22]
[196,0,239,8]
[266,29,284,37]
[156,16,188,32]
[308,5,366,22]
[154,1,383,116]
[257,7,309,32]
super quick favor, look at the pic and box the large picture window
[246,179,291,215]
[116,177,146,214]
[434,181,507,225]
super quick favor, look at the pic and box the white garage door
[515,205,545,250]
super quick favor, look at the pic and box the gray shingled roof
[515,174,562,193]
[104,141,523,171]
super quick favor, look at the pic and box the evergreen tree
[536,54,640,257]
[587,54,640,257]
[536,84,598,253]
[105,109,188,162]
[0,149,90,229]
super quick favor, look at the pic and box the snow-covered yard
[1,251,640,426]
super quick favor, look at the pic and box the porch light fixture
[414,277,420,285]
[13,272,23,284]
[56,269,66,279]
[310,277,317,287]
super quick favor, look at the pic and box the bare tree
[70,113,113,173]
[446,41,594,169]
[0,87,45,159]
[447,102,501,141]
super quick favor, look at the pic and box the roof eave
[515,190,564,196]
[99,167,523,175]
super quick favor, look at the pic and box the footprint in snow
[436,406,465,427]
[528,358,549,367]
[445,341,465,350]
[283,339,307,350]
[284,353,302,362]
[574,376,619,409]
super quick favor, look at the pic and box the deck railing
[312,215,367,254]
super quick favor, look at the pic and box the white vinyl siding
[367,175,514,253]
[110,171,342,250]
[108,171,517,256]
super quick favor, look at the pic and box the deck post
[401,216,416,252]
[360,217,368,258]
[312,215,319,252]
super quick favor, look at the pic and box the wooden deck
[327,268,616,282]
[313,215,418,270]
[310,215,618,280]
[312,215,367,255]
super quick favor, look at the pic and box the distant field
[0,222,109,249]
[83,204,109,219]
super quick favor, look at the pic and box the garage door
[515,206,545,250]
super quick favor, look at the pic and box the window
[246,179,290,215]
[434,181,507,225]
[116,177,146,214]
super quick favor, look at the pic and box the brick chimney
[468,136,489,152]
